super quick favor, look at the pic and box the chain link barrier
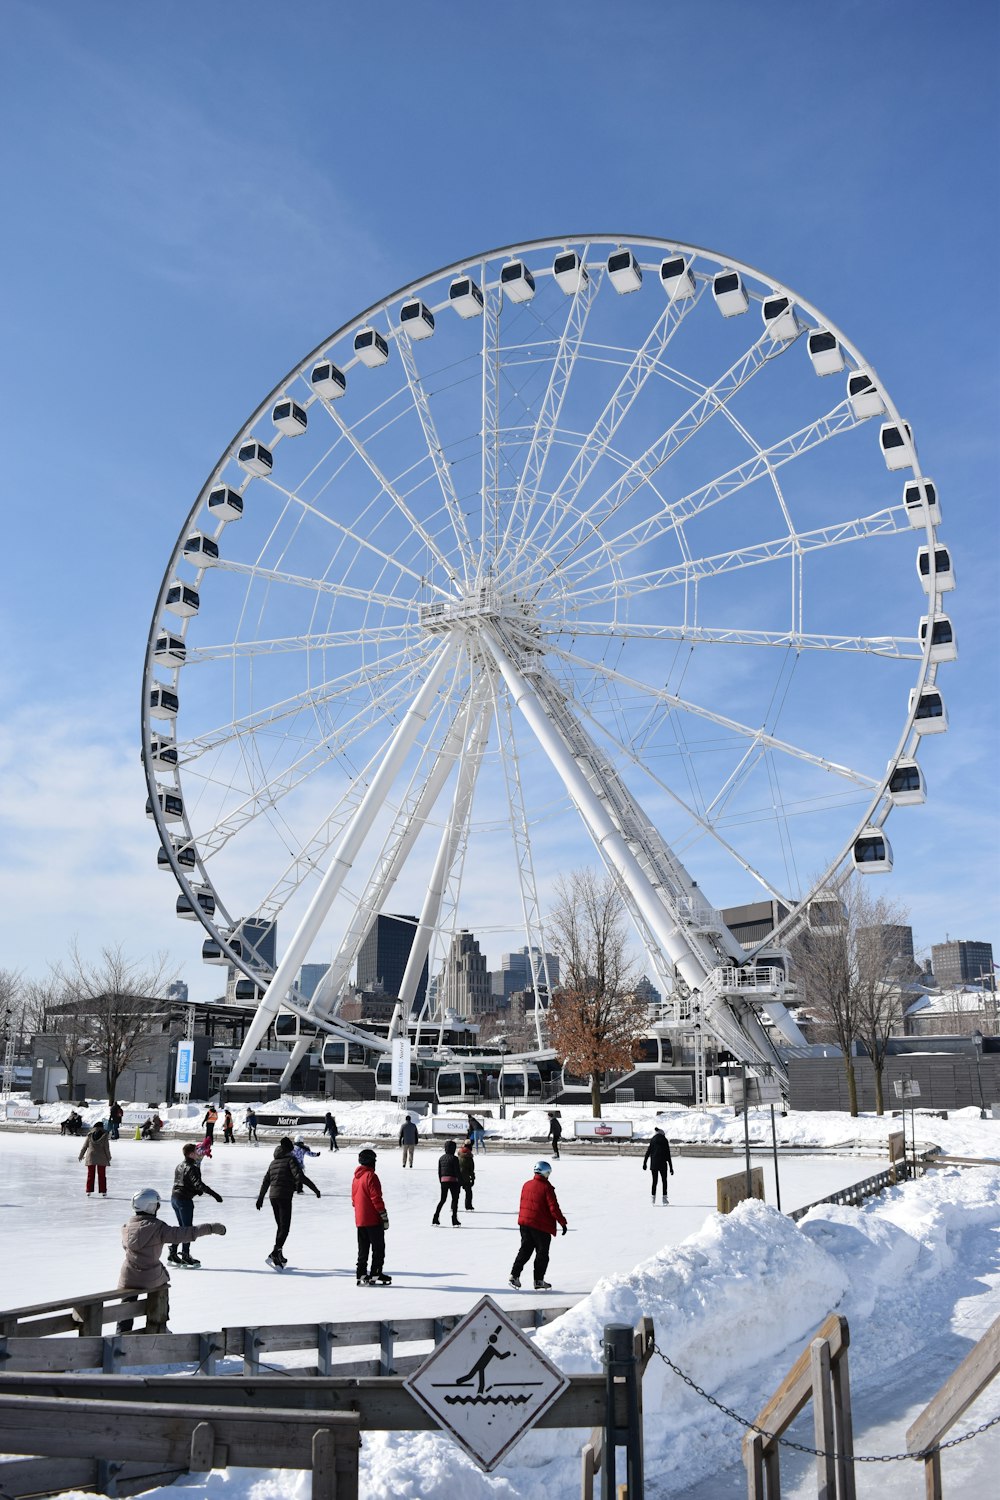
[651,1341,1000,1464]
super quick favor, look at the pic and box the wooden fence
[906,1311,1000,1498]
[787,1165,903,1223]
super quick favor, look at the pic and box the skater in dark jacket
[642,1127,674,1203]
[547,1112,563,1159]
[509,1161,567,1290]
[117,1187,225,1332]
[323,1112,339,1151]
[458,1140,476,1210]
[352,1148,391,1284]
[246,1108,258,1142]
[169,1143,223,1266]
[255,1137,321,1269]
[399,1114,419,1167]
[432,1139,462,1226]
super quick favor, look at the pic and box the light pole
[498,1037,507,1121]
[971,1030,987,1119]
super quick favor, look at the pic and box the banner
[174,1039,194,1095]
[572,1118,634,1140]
[391,1037,412,1098]
[2,1103,40,1122]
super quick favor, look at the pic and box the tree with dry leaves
[544,868,648,1117]
[58,944,177,1101]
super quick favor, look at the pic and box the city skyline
[1,2,996,1001]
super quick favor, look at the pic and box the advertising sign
[391,1037,412,1098]
[572,1118,634,1140]
[2,1103,40,1122]
[174,1039,194,1096]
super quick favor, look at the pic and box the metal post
[741,1062,752,1201]
[602,1323,644,1500]
[972,1030,986,1119]
[769,1103,782,1213]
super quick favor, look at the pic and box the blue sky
[1,0,997,996]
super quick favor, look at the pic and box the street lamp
[498,1037,508,1121]
[971,1030,987,1119]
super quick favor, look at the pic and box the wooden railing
[788,1166,901,1222]
[0,1286,167,1341]
[742,1312,856,1498]
[906,1311,1000,1498]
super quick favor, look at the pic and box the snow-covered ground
[3,1108,999,1498]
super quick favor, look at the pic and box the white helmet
[294,1134,305,1145]
[132,1187,160,1214]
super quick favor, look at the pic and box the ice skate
[534,1279,552,1290]
[508,1275,521,1288]
[266,1253,283,1271]
[370,1272,392,1285]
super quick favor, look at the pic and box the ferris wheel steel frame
[139,235,950,1094]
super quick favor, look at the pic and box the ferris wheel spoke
[547,620,920,659]
[564,398,864,586]
[498,264,598,561]
[210,557,425,613]
[395,331,477,581]
[568,504,909,603]
[480,276,503,579]
[516,282,708,566]
[535,330,794,585]
[549,641,878,788]
[176,638,434,766]
[183,622,420,665]
[252,473,442,590]
[317,399,465,590]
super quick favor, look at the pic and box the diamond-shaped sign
[404,1294,569,1471]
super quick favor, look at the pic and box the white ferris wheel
[142,235,954,1091]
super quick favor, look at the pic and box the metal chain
[651,1341,1000,1463]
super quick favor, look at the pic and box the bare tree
[545,868,647,1117]
[61,944,176,1101]
[792,879,909,1116]
[22,975,94,1099]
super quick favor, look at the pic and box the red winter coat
[352,1165,386,1227]
[517,1174,567,1236]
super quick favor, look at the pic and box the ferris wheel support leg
[226,645,454,1084]
[482,631,709,997]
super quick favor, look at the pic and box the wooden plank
[0,1369,615,1431]
[832,1346,856,1500]
[906,1312,1000,1454]
[0,1289,124,1322]
[743,1431,765,1498]
[0,1455,187,1500]
[744,1315,847,1450]
[810,1339,836,1500]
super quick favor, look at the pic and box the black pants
[433,1181,460,1223]
[327,1134,339,1151]
[462,1183,474,1209]
[270,1196,293,1251]
[650,1168,669,1197]
[511,1225,551,1281]
[356,1225,385,1278]
[549,1137,561,1158]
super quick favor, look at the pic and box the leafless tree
[544,868,647,1117]
[22,974,93,1098]
[59,944,176,1101]
[792,878,909,1115]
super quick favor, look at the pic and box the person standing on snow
[222,1108,235,1144]
[642,1127,674,1203]
[255,1136,321,1269]
[202,1105,218,1141]
[169,1142,223,1267]
[547,1112,563,1159]
[399,1113,419,1167]
[323,1112,339,1152]
[292,1132,321,1190]
[352,1148,391,1285]
[509,1160,567,1291]
[432,1139,462,1226]
[116,1188,226,1332]
[79,1121,112,1196]
[458,1139,476,1210]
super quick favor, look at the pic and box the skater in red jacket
[508,1160,568,1291]
[352,1148,391,1286]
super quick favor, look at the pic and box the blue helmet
[533,1160,552,1176]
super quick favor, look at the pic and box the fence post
[379,1322,396,1376]
[317,1322,336,1376]
[602,1323,644,1500]
[810,1337,836,1500]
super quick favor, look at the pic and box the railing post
[243,1328,263,1376]
[317,1322,336,1376]
[810,1337,836,1500]
[379,1322,396,1376]
[602,1323,644,1500]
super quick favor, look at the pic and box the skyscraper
[298,963,330,1002]
[356,914,428,1010]
[497,946,560,1002]
[932,940,995,988]
[442,930,493,1017]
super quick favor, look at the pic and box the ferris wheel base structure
[140,237,950,1102]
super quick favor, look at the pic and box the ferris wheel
[141,235,954,1086]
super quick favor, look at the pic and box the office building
[441,930,493,1018]
[356,914,428,1011]
[298,963,330,1002]
[931,940,995,988]
[496,946,560,1003]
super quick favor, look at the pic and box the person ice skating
[201,1105,218,1141]
[467,1113,486,1153]
[255,1136,321,1269]
[399,1113,419,1167]
[323,1112,339,1151]
[79,1121,112,1196]
[292,1132,320,1189]
[169,1142,223,1266]
[116,1188,226,1333]
[222,1108,235,1144]
[195,1133,213,1160]
[108,1101,123,1141]
[458,1139,476,1210]
[509,1160,567,1291]
[547,1112,563,1159]
[432,1139,462,1226]
[352,1147,391,1285]
[246,1108,258,1143]
[642,1127,674,1203]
